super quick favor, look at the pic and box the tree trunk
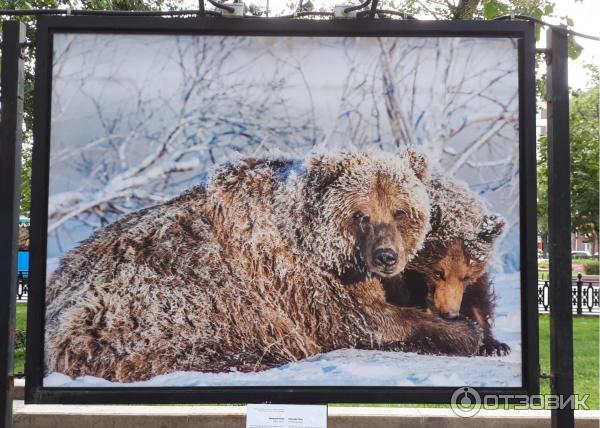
[377,39,415,147]
[542,232,550,259]
[453,0,480,19]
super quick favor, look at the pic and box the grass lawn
[14,302,27,374]
[13,304,599,409]
[539,314,599,409]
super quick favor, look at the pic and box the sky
[545,0,599,91]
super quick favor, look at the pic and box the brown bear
[45,152,482,383]
[383,176,510,356]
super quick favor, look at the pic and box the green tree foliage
[570,67,599,241]
[1,0,64,216]
[537,134,549,256]
[388,0,554,21]
[538,66,599,254]
[19,141,32,215]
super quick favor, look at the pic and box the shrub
[583,260,599,275]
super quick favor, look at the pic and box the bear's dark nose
[373,248,398,268]
[441,311,460,319]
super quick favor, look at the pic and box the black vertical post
[0,20,26,428]
[576,273,583,315]
[546,26,575,428]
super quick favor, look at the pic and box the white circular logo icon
[451,387,482,417]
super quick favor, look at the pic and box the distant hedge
[582,260,600,275]
[538,258,599,276]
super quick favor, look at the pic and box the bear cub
[384,176,510,356]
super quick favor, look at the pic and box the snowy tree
[47,34,520,273]
[47,34,320,254]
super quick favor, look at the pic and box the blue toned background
[46,34,522,387]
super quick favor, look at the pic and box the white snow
[44,272,522,388]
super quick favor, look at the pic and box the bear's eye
[394,209,407,219]
[433,270,445,280]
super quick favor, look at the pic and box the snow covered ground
[44,272,522,388]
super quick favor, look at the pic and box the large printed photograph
[44,32,522,388]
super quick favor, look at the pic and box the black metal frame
[22,16,539,405]
[546,26,574,428]
[0,20,26,428]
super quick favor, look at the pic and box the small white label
[246,404,327,428]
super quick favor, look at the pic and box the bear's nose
[373,248,398,268]
[441,311,460,319]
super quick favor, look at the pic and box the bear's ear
[477,214,505,243]
[306,154,351,191]
[402,149,428,181]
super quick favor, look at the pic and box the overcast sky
[545,0,599,91]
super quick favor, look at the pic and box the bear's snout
[373,247,398,270]
[441,310,460,320]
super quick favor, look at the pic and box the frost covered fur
[383,175,509,356]
[45,152,483,382]
[420,177,505,265]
